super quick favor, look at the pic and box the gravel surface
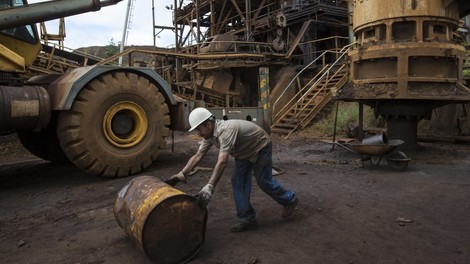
[0,132,469,264]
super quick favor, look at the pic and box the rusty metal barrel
[114,176,207,264]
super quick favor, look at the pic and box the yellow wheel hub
[103,101,148,148]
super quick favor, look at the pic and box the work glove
[196,184,214,208]
[164,171,187,186]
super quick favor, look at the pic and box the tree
[105,38,120,58]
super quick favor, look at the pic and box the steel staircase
[271,45,351,138]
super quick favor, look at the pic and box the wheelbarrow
[336,139,411,170]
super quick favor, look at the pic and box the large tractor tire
[17,114,70,163]
[57,72,170,177]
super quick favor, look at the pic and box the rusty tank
[114,176,207,264]
[338,0,470,149]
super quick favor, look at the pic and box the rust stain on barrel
[114,176,207,264]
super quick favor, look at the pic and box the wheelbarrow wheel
[386,151,409,171]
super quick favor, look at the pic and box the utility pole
[119,0,134,65]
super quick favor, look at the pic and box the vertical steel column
[347,0,354,44]
[245,0,251,40]
[466,15,470,43]
[152,0,156,47]
[259,67,271,132]
[259,67,270,110]
[196,0,200,46]
[358,103,364,140]
[174,0,181,82]
[210,0,215,37]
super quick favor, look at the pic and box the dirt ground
[0,131,469,264]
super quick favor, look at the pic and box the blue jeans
[231,142,296,223]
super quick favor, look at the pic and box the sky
[29,0,177,50]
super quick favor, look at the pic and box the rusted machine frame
[149,0,349,115]
[338,0,470,149]
[348,16,467,99]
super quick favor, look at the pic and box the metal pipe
[466,15,470,43]
[0,85,51,132]
[174,0,180,82]
[152,0,156,47]
[99,0,122,7]
[0,0,122,30]
[358,103,364,141]
[347,0,354,44]
[245,0,251,40]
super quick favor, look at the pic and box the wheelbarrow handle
[334,142,356,153]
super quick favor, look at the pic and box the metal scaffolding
[151,0,349,108]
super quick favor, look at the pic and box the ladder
[271,45,351,138]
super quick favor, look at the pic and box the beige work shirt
[198,119,270,162]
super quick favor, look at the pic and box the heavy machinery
[89,0,350,139]
[338,0,470,149]
[150,0,350,137]
[0,0,192,177]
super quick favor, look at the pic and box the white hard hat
[188,107,213,131]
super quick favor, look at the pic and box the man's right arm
[181,149,205,176]
[166,148,207,185]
